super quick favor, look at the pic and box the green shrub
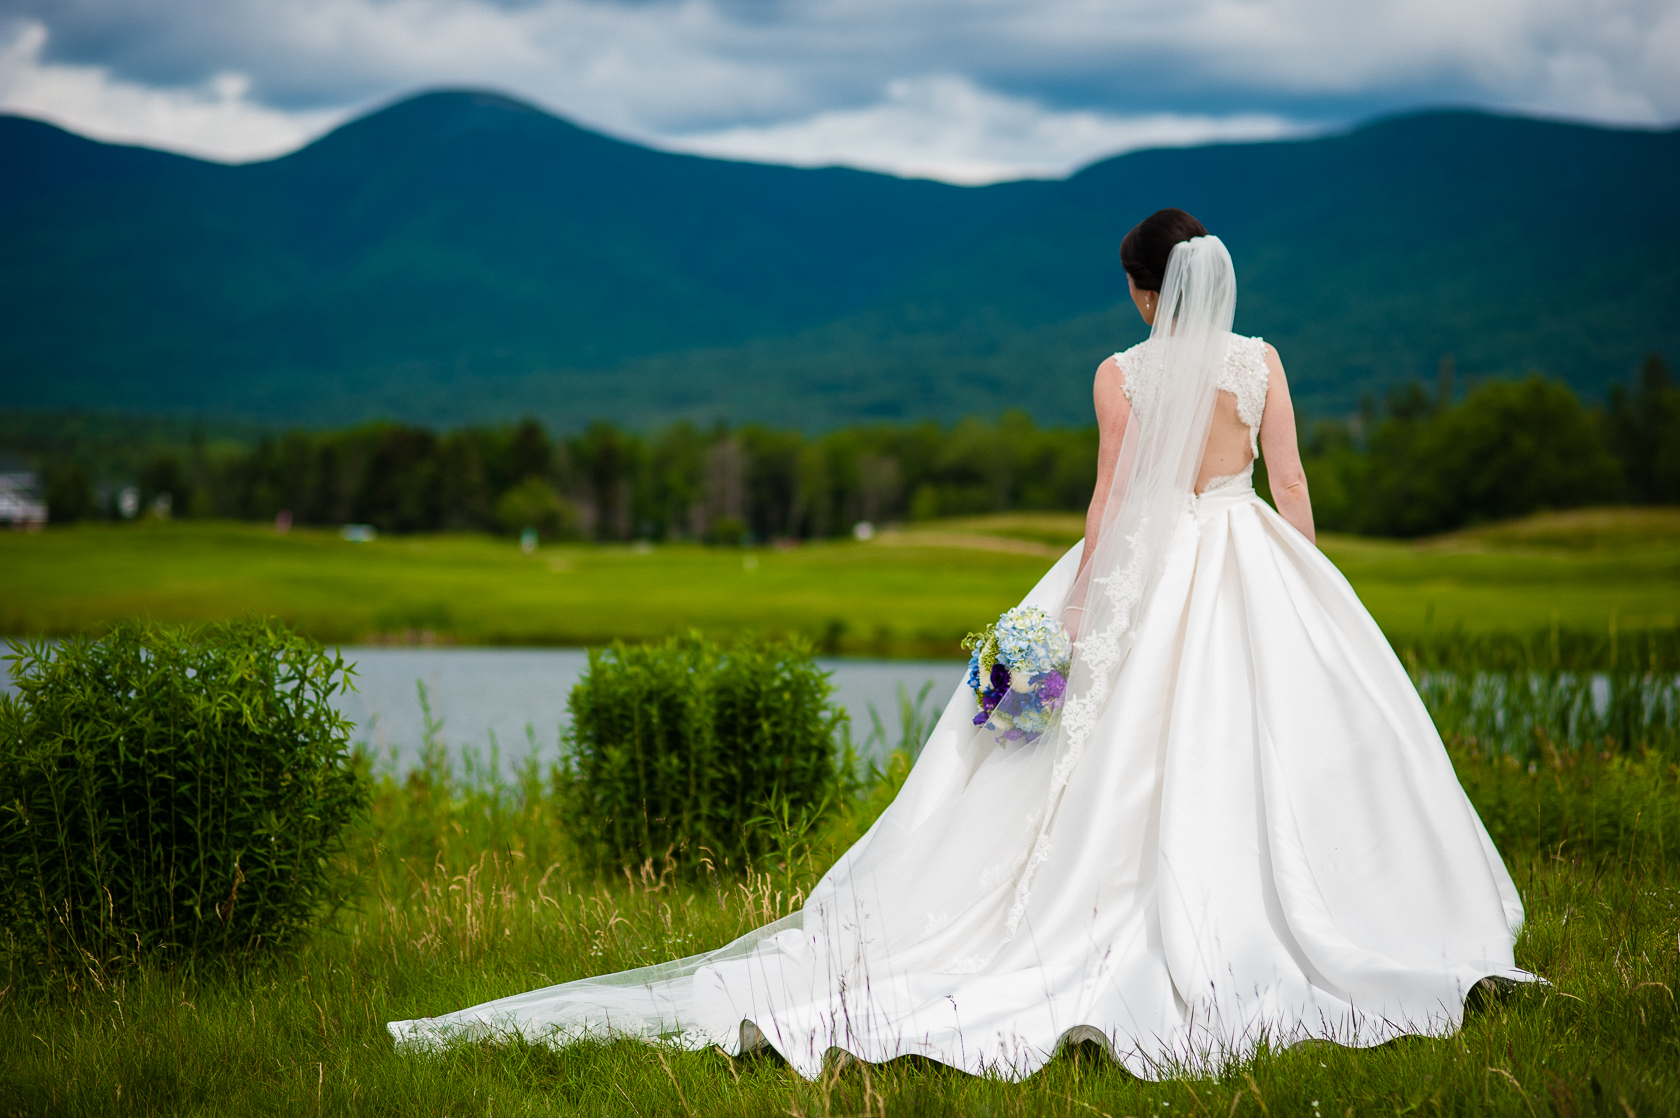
[560,634,845,872]
[0,619,368,972]
[493,477,578,540]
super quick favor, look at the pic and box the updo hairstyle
[1119,208,1210,292]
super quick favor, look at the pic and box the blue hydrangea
[993,606,1072,679]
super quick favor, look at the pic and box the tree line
[27,353,1678,541]
[1292,354,1678,536]
[36,413,1099,544]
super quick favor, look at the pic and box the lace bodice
[1113,333,1270,455]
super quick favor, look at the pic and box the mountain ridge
[2,91,1676,430]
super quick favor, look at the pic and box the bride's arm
[1258,344,1316,545]
[1077,356,1131,579]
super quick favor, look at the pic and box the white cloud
[1087,0,1680,122]
[0,21,347,161]
[660,74,1307,183]
[0,0,1675,179]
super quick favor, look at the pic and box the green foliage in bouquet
[961,624,1001,681]
[0,620,368,974]
[560,634,846,873]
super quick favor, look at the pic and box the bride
[390,209,1533,1079]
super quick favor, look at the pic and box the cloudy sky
[1,0,1676,183]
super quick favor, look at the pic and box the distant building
[0,472,47,529]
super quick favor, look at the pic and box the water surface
[319,647,963,773]
[3,642,965,773]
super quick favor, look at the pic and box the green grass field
[3,508,1677,652]
[4,733,1677,1117]
[4,857,1675,1117]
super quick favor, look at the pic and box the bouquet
[963,605,1073,743]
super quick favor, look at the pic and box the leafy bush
[494,477,578,540]
[1307,374,1624,537]
[0,620,368,971]
[560,634,845,872]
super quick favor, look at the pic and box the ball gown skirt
[388,476,1533,1079]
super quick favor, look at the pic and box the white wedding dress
[390,243,1531,1080]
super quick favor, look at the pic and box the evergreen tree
[1607,353,1680,504]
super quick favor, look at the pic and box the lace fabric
[1198,462,1254,496]
[1117,333,1269,455]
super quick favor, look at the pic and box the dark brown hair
[1119,208,1210,292]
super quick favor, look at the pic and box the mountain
[2,91,1676,430]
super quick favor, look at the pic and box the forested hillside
[2,92,1676,430]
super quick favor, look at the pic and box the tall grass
[1395,628,1680,869]
[3,642,1679,1115]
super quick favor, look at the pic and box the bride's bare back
[1079,341,1315,576]
[1196,388,1257,491]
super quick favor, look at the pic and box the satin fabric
[389,478,1531,1078]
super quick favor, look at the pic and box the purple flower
[972,680,1007,725]
[990,662,1010,694]
[1039,670,1066,703]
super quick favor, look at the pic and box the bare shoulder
[1094,354,1126,396]
[1094,355,1129,422]
[1260,343,1295,412]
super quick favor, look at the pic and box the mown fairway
[3,508,1678,651]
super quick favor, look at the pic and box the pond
[340,647,966,773]
[2,644,966,775]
